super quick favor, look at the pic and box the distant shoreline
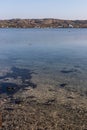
[0,18,87,28]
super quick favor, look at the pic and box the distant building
[69,24,73,28]
[1,26,4,28]
[58,26,63,28]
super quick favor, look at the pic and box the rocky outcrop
[0,18,87,28]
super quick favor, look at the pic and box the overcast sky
[0,0,87,20]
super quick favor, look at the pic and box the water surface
[0,28,87,95]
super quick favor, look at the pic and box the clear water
[0,28,87,94]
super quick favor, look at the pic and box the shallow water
[0,28,87,95]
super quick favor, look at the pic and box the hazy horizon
[0,0,87,20]
[0,18,87,21]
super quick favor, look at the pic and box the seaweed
[4,108,14,111]
[60,83,67,88]
[0,67,37,95]
[61,68,78,74]
[0,82,20,95]
[43,99,56,105]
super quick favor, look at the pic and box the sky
[0,0,87,20]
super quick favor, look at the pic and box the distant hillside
[0,19,87,28]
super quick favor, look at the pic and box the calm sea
[0,28,87,94]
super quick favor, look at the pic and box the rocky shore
[0,18,87,28]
